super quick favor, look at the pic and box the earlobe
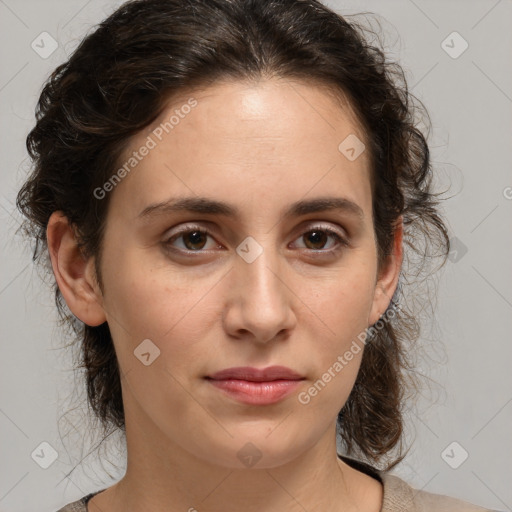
[368,216,403,327]
[46,211,107,327]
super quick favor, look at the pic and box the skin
[47,78,402,512]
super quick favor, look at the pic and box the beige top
[56,456,499,512]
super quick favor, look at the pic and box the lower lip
[206,378,303,405]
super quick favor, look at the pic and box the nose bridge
[227,235,295,341]
[240,238,281,299]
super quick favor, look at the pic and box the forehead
[145,77,365,147]
[109,78,372,220]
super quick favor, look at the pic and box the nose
[222,241,297,344]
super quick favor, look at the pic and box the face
[87,78,399,469]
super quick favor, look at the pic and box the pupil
[308,230,326,249]
[187,231,205,250]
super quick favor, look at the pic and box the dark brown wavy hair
[16,0,450,471]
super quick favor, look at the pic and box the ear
[46,211,107,326]
[368,215,403,326]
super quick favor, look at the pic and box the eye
[291,224,349,254]
[162,223,349,255]
[164,226,219,252]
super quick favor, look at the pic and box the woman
[16,0,499,510]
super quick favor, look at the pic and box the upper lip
[207,366,304,382]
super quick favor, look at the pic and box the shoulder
[339,455,499,512]
[55,489,104,512]
[55,497,87,512]
[381,472,500,512]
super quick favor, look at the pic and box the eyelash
[163,223,349,256]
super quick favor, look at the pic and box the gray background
[1,0,511,510]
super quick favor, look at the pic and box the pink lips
[206,366,305,405]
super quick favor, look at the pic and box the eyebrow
[137,196,364,221]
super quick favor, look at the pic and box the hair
[16,0,450,472]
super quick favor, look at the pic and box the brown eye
[163,223,348,256]
[293,225,348,253]
[181,230,209,251]
[303,230,329,250]
[164,227,217,252]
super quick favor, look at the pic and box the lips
[207,379,302,405]
[205,366,305,405]
[206,365,304,382]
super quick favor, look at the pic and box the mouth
[206,365,304,382]
[205,366,305,405]
[205,378,304,405]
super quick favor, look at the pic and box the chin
[195,435,305,470]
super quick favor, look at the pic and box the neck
[88,401,382,512]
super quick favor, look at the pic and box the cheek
[101,262,214,420]
[299,266,375,392]
[102,257,234,398]
[309,265,376,342]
